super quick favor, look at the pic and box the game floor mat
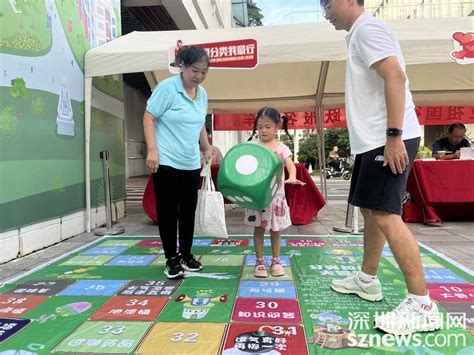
[0,235,472,354]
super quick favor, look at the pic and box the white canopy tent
[84,16,474,231]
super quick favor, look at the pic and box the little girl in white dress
[245,107,305,278]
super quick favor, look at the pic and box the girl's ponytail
[282,115,293,140]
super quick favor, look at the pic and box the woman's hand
[147,151,160,173]
[203,148,213,164]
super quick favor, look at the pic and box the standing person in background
[144,46,212,279]
[321,0,442,335]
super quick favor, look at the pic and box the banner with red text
[169,39,258,73]
[213,106,473,131]
[213,112,318,131]
[415,106,474,125]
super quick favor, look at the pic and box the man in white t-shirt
[321,0,441,335]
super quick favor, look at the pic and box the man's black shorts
[348,137,420,215]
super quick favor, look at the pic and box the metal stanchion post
[333,203,364,234]
[95,151,125,236]
[351,206,363,235]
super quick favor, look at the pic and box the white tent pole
[316,105,327,199]
[315,61,329,200]
[144,71,159,91]
[85,77,92,232]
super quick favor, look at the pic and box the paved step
[126,179,147,204]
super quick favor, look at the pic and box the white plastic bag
[194,171,228,238]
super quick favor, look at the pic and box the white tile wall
[0,229,20,263]
[61,211,86,241]
[4,199,126,260]
[19,218,61,256]
[96,205,107,227]
[116,200,126,219]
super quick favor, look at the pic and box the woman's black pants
[152,165,200,259]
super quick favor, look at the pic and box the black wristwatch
[386,128,403,137]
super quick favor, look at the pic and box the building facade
[0,0,234,263]
[365,0,473,19]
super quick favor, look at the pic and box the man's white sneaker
[374,296,442,336]
[331,272,383,302]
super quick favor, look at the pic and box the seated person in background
[432,122,471,160]
[328,145,342,170]
[200,130,223,165]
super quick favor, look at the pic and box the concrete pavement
[1,181,473,284]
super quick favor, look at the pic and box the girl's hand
[284,177,306,185]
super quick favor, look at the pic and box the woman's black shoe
[180,254,203,271]
[165,256,185,279]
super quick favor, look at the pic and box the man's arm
[432,141,442,154]
[441,152,460,160]
[432,140,459,160]
[372,56,409,174]
[432,141,443,159]
[437,139,471,160]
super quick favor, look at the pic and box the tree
[247,0,264,27]
[298,133,319,167]
[324,128,350,157]
[279,133,294,157]
[31,97,45,115]
[0,107,17,139]
[103,76,110,87]
[11,78,29,116]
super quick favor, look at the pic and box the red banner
[416,106,474,125]
[324,109,347,128]
[213,106,473,131]
[199,39,258,69]
[213,111,317,131]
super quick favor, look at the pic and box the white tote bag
[194,171,228,238]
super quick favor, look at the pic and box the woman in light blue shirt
[144,46,212,279]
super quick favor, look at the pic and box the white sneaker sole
[164,270,184,279]
[374,322,441,336]
[181,264,203,272]
[331,284,383,302]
